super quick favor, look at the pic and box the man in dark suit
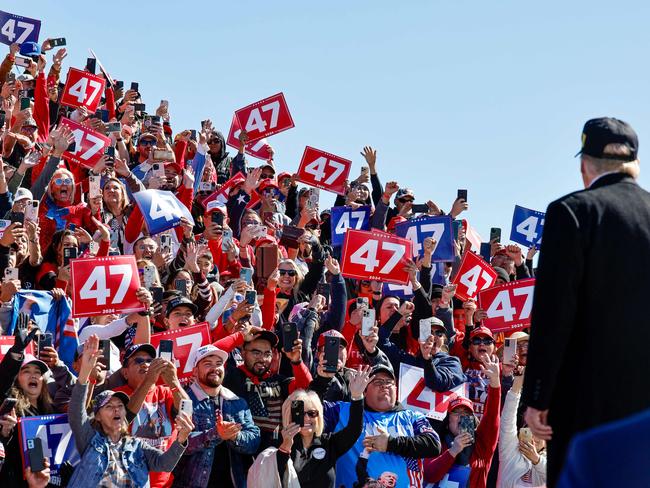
[521,117,650,487]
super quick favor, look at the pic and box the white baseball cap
[192,344,228,369]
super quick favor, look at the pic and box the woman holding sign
[67,335,193,488]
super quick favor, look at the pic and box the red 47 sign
[234,92,294,143]
[150,323,211,384]
[0,337,34,362]
[226,114,271,160]
[60,68,106,113]
[341,230,412,285]
[296,146,351,195]
[478,278,535,333]
[59,117,111,168]
[452,251,498,301]
[71,255,145,318]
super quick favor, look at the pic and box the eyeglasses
[54,178,72,186]
[245,348,273,359]
[131,357,154,365]
[279,269,297,277]
[139,139,156,146]
[304,410,319,418]
[471,337,494,346]
[21,126,37,133]
[369,379,395,388]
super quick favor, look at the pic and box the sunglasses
[471,337,494,346]
[262,188,279,196]
[131,357,154,365]
[279,269,297,276]
[432,329,445,337]
[398,198,414,204]
[54,178,72,186]
[304,410,319,418]
[139,139,156,146]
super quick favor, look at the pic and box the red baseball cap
[447,395,474,414]
[258,178,280,193]
[469,326,494,340]
[317,330,348,349]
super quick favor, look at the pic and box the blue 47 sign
[395,215,454,262]
[330,205,370,247]
[0,11,41,45]
[510,205,544,247]
[133,189,195,235]
[19,414,80,486]
[426,465,471,488]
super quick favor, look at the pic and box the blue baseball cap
[19,42,40,58]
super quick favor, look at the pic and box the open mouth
[478,347,487,353]
[28,380,38,388]
[59,189,68,197]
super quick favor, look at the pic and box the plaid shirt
[98,439,133,488]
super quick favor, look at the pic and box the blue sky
[5,0,650,242]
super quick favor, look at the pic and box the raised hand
[348,365,372,399]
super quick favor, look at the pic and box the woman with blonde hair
[275,366,371,488]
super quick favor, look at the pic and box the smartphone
[152,163,165,178]
[95,109,109,123]
[175,279,189,296]
[361,166,369,175]
[356,297,368,308]
[153,149,174,161]
[323,336,340,373]
[0,111,5,128]
[63,247,78,266]
[4,267,19,281]
[115,80,124,90]
[307,189,319,210]
[221,229,233,252]
[89,175,101,199]
[504,338,517,364]
[240,268,253,285]
[198,182,214,193]
[291,400,304,427]
[143,265,156,288]
[14,56,31,68]
[459,415,475,442]
[282,322,298,353]
[27,437,45,472]
[150,115,162,126]
[24,200,38,222]
[250,225,267,239]
[104,146,115,159]
[10,211,24,224]
[160,234,172,254]
[0,398,17,417]
[245,290,257,305]
[519,427,533,443]
[86,57,96,74]
[151,286,164,303]
[317,282,331,305]
[457,189,468,202]
[419,318,432,342]
[211,211,224,226]
[130,82,139,92]
[160,99,169,110]
[361,308,375,336]
[37,333,53,357]
[179,398,193,416]
[490,227,501,243]
[20,97,31,111]
[411,203,429,213]
[106,122,121,133]
[132,103,145,112]
[49,37,66,47]
[99,339,111,370]
[190,129,197,140]
[479,242,491,262]
[159,339,174,362]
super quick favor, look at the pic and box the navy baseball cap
[19,42,41,58]
[576,117,638,161]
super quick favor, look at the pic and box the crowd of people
[0,25,551,488]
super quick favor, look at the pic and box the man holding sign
[523,118,650,486]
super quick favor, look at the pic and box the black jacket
[277,398,364,488]
[522,173,650,485]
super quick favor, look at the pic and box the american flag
[406,457,423,488]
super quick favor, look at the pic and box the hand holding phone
[159,339,174,362]
[291,400,304,427]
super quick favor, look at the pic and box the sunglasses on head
[279,269,297,276]
[471,337,494,346]
[54,177,72,186]
[139,139,156,146]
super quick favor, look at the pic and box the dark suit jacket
[557,408,650,488]
[521,173,650,481]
